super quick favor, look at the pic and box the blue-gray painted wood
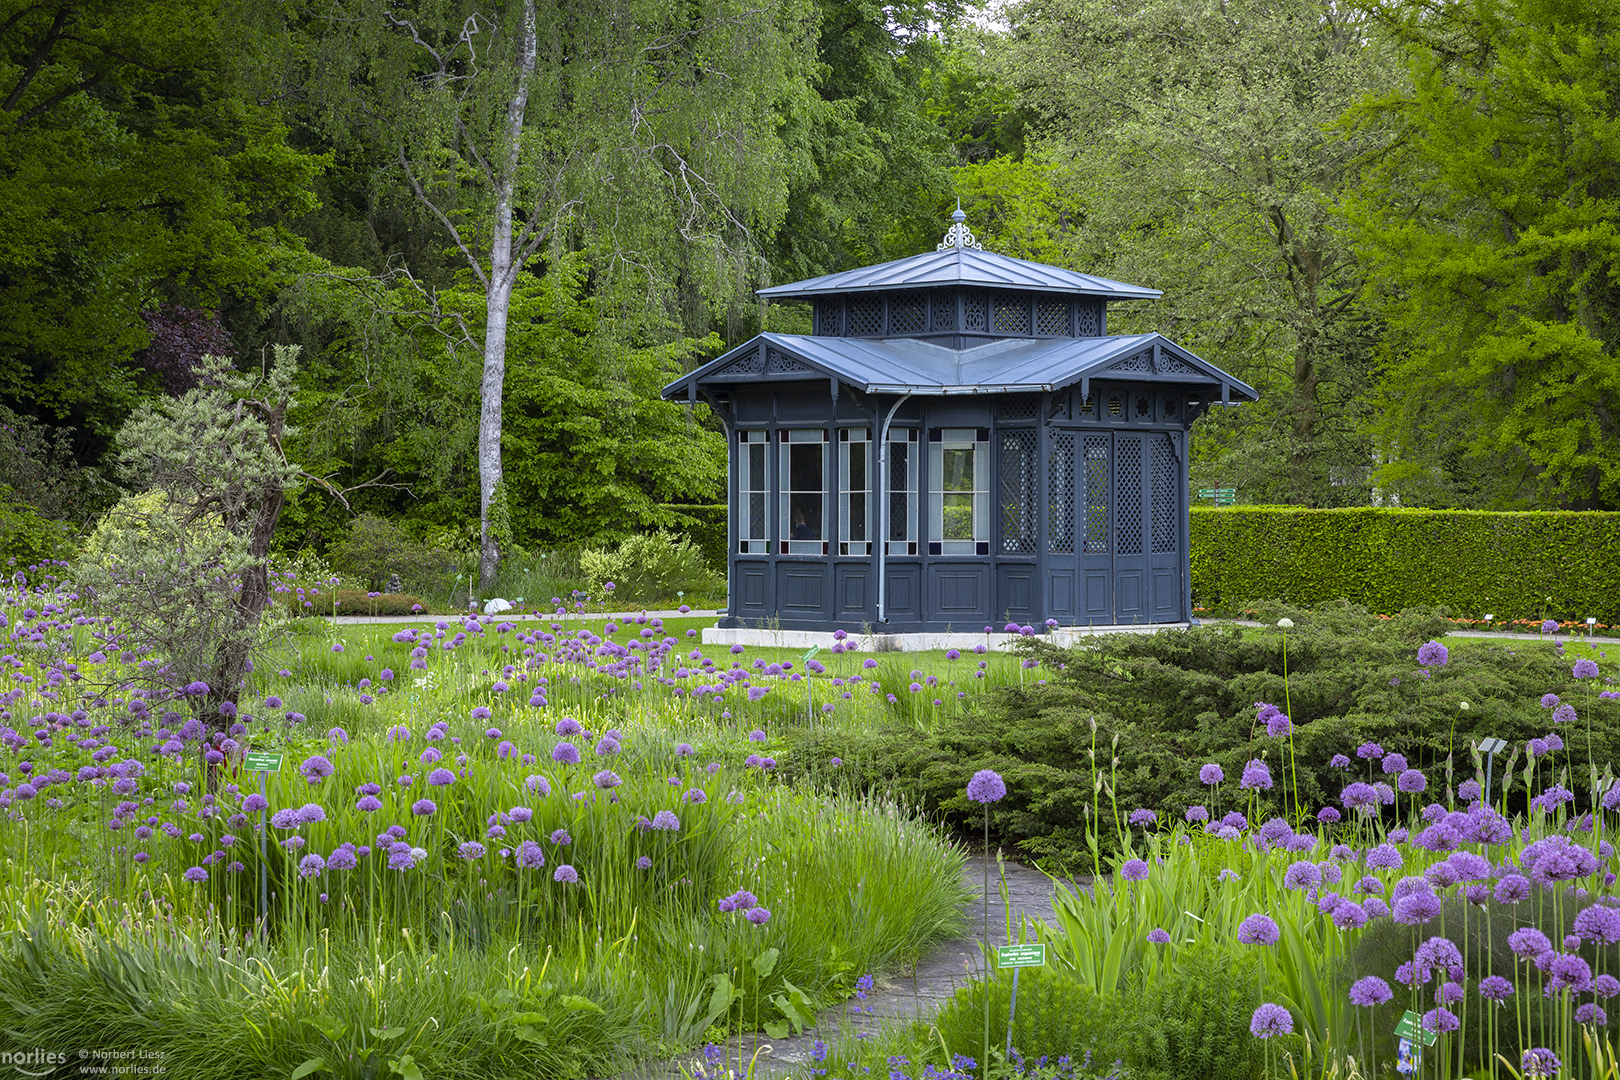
[673,219,1252,635]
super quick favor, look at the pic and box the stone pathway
[623,853,1088,1080]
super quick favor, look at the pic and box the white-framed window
[779,428,828,555]
[839,428,871,556]
[930,427,989,555]
[886,429,918,556]
[737,429,770,554]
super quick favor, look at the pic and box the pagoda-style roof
[757,211,1161,301]
[664,331,1258,403]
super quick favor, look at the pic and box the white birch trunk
[478,0,538,592]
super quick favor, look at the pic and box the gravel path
[623,853,1087,1080]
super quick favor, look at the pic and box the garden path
[625,853,1088,1080]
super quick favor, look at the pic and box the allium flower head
[552,741,581,765]
[1573,658,1599,679]
[514,840,545,869]
[1240,759,1273,790]
[744,906,771,924]
[593,769,621,789]
[1146,927,1170,944]
[1199,763,1223,785]
[1397,769,1427,794]
[299,754,335,783]
[1381,752,1408,775]
[1119,858,1150,882]
[1250,1003,1293,1038]
[1348,976,1392,1007]
[966,769,1006,804]
[1521,1048,1559,1077]
[1237,913,1281,945]
[553,864,579,883]
[1478,975,1513,1001]
[1417,640,1449,667]
[411,798,436,816]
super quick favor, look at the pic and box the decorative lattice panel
[1077,395,1094,419]
[1113,349,1153,373]
[1076,300,1101,337]
[1135,394,1151,418]
[963,292,988,332]
[999,429,1037,554]
[1151,435,1177,553]
[725,349,765,375]
[1156,353,1197,375]
[1162,396,1180,419]
[999,396,1038,422]
[816,299,842,336]
[890,292,925,335]
[1107,395,1123,418]
[929,293,953,332]
[765,348,812,374]
[1116,438,1143,555]
[848,296,883,336]
[993,293,1030,334]
[1083,435,1109,554]
[1036,299,1069,336]
[1049,433,1075,554]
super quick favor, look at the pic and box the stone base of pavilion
[702,622,1192,653]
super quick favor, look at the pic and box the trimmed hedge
[1192,507,1620,623]
[659,503,726,571]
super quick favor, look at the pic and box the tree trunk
[477,0,538,594]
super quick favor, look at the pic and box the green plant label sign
[243,751,283,774]
[1393,1010,1437,1047]
[995,943,1046,969]
[802,645,820,664]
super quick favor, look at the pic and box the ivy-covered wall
[1191,507,1620,622]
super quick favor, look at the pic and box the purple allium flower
[1363,896,1390,919]
[356,795,383,813]
[1120,858,1150,882]
[1283,861,1322,891]
[550,828,572,845]
[1596,974,1620,999]
[744,906,771,924]
[1355,741,1383,760]
[1397,769,1427,794]
[457,841,485,860]
[1128,808,1156,827]
[1237,913,1281,945]
[552,742,581,765]
[1392,891,1441,925]
[1185,805,1209,823]
[651,810,680,831]
[1521,1048,1559,1077]
[1552,703,1578,724]
[1577,1003,1607,1027]
[593,769,621,789]
[1417,640,1448,667]
[1575,905,1620,944]
[183,866,207,882]
[1317,806,1342,824]
[470,706,491,721]
[1381,752,1407,775]
[298,754,335,783]
[298,853,325,879]
[553,864,579,883]
[1342,782,1376,810]
[1573,658,1600,678]
[636,855,653,870]
[1477,975,1513,1001]
[1329,754,1351,769]
[1547,952,1594,994]
[295,803,326,826]
[1349,976,1392,1007]
[966,769,1006,804]
[428,767,455,786]
[596,736,620,756]
[1421,1008,1460,1034]
[1365,843,1404,871]
[242,793,268,813]
[1249,1003,1293,1038]
[1240,760,1273,790]
[1146,928,1171,944]
[1508,927,1553,959]
[1200,763,1224,785]
[411,798,435,816]
[515,840,545,869]
[326,847,357,871]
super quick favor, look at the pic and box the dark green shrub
[660,503,726,571]
[1192,505,1620,622]
[784,603,1620,868]
[933,963,1122,1070]
[0,488,73,565]
[1119,941,1279,1080]
[578,530,722,603]
[327,512,455,594]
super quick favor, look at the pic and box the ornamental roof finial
[938,201,983,251]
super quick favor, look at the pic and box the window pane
[943,492,975,540]
[889,492,909,541]
[748,493,766,539]
[941,447,974,492]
